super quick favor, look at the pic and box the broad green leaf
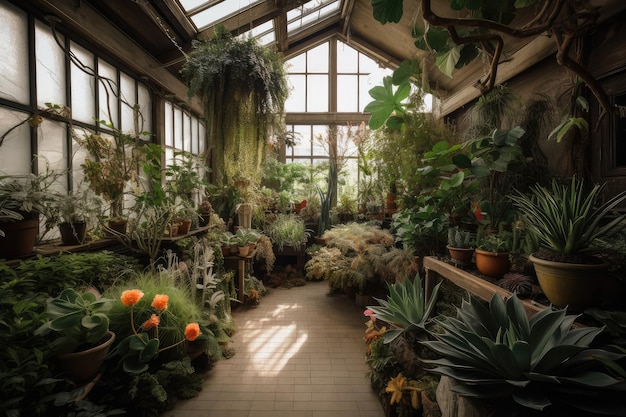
[436,47,462,77]
[392,60,419,85]
[371,0,404,24]
[426,26,450,52]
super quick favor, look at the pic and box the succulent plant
[422,294,626,415]
[498,272,533,297]
[367,273,441,343]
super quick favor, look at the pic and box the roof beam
[341,0,356,35]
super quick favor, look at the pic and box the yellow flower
[151,294,169,311]
[121,289,144,307]
[385,373,407,405]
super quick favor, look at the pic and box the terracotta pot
[529,254,608,311]
[475,249,510,278]
[0,217,39,258]
[238,245,250,257]
[221,246,230,257]
[446,246,475,265]
[106,219,127,237]
[55,330,115,383]
[59,221,87,245]
[177,218,192,235]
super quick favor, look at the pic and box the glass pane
[0,2,29,104]
[165,102,173,146]
[98,60,119,125]
[174,107,183,149]
[337,42,358,73]
[307,43,328,73]
[179,0,206,10]
[337,75,358,112]
[37,119,67,176]
[70,42,96,124]
[285,74,305,112]
[120,72,135,133]
[0,109,31,174]
[191,118,199,154]
[165,147,174,167]
[198,122,206,154]
[36,21,65,107]
[138,82,152,136]
[183,112,191,151]
[307,75,328,111]
[292,125,311,157]
[72,127,90,187]
[359,75,372,112]
[287,53,305,73]
[191,0,264,30]
[312,125,329,157]
[359,53,380,73]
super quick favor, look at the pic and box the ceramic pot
[55,330,115,383]
[446,246,475,265]
[0,217,39,258]
[59,221,87,245]
[475,249,510,278]
[529,254,608,311]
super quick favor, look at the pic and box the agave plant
[513,178,626,255]
[422,294,626,415]
[367,273,441,343]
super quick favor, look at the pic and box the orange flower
[184,323,201,341]
[121,289,144,307]
[142,314,160,330]
[151,294,169,311]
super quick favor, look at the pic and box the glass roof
[178,0,341,45]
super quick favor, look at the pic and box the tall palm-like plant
[181,26,288,187]
[513,177,626,257]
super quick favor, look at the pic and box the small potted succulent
[446,227,476,265]
[475,231,512,278]
[35,288,116,383]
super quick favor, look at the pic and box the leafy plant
[477,230,512,253]
[367,273,441,343]
[391,201,448,256]
[447,227,475,249]
[35,288,113,354]
[512,177,626,256]
[265,214,309,251]
[423,294,626,415]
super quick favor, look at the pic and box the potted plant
[475,230,512,278]
[76,118,145,232]
[0,171,60,258]
[265,213,310,253]
[446,227,476,265]
[234,228,259,257]
[336,194,357,223]
[512,177,626,310]
[35,288,116,383]
[54,188,102,245]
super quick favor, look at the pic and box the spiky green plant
[367,273,441,343]
[513,178,626,255]
[423,294,626,415]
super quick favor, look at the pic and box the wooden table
[224,251,255,303]
[423,256,546,317]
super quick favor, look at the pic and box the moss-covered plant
[181,26,288,186]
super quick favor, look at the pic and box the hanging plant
[181,26,288,186]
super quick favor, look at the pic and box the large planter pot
[106,219,127,237]
[59,221,87,245]
[446,246,475,265]
[529,254,608,311]
[0,217,39,259]
[177,218,192,235]
[475,249,510,278]
[55,330,116,383]
[238,245,250,257]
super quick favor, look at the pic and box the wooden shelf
[423,256,547,317]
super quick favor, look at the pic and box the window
[284,39,391,200]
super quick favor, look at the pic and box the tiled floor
[163,280,385,417]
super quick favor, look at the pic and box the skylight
[178,0,341,45]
